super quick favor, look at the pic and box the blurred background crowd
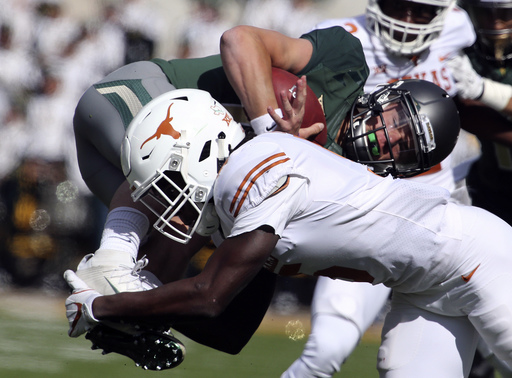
[0,0,364,300]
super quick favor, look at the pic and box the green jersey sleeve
[298,26,369,153]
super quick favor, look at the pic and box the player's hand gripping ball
[271,67,327,146]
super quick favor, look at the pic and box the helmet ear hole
[199,141,212,162]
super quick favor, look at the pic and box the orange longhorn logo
[140,103,181,149]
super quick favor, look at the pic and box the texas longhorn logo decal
[141,102,181,149]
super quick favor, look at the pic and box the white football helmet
[366,0,456,55]
[121,89,246,244]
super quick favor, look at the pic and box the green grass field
[0,289,380,377]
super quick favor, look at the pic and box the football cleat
[86,324,186,370]
[76,249,162,295]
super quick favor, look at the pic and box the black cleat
[85,324,186,370]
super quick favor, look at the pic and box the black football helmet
[342,79,460,178]
[458,0,512,65]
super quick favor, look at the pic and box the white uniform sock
[98,207,150,260]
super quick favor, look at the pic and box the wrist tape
[480,78,512,112]
[250,108,283,135]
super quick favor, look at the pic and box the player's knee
[299,314,362,374]
[298,331,356,376]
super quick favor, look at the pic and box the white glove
[64,270,102,338]
[446,53,484,100]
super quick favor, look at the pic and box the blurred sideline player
[449,1,512,118]
[450,0,512,375]
[453,0,512,224]
[281,1,499,377]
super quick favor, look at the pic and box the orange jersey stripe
[229,152,287,213]
[229,153,290,217]
[416,163,442,177]
[233,158,290,217]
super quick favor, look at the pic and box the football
[272,67,327,146]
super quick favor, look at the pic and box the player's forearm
[173,268,277,354]
[92,277,226,321]
[220,26,278,120]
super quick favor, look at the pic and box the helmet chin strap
[196,203,219,237]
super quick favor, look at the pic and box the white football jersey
[315,7,477,196]
[214,133,462,293]
[315,8,476,96]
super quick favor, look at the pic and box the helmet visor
[351,100,419,171]
[364,101,418,166]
